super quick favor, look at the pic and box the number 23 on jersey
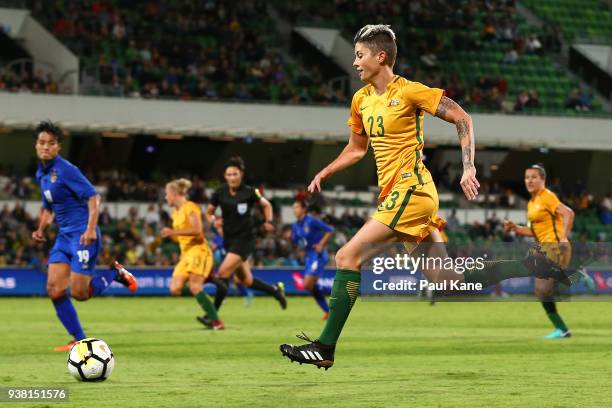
[367,115,385,137]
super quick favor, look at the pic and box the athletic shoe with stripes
[112,261,139,292]
[279,332,334,370]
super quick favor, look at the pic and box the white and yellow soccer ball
[67,338,115,381]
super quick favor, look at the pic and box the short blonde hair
[166,178,192,196]
[354,24,397,67]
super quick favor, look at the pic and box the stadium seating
[23,0,346,104]
[522,0,612,42]
[2,183,610,268]
[0,1,602,115]
[273,0,608,116]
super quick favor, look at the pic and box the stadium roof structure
[1,93,610,150]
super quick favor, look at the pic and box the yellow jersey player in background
[504,164,595,339]
[161,178,224,330]
[280,24,574,369]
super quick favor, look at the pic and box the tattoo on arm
[456,119,469,141]
[435,96,474,168]
[435,96,460,120]
[462,146,474,169]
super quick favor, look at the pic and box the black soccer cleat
[279,333,334,370]
[275,282,288,310]
[522,246,571,286]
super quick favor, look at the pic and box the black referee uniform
[210,183,287,310]
[210,184,261,260]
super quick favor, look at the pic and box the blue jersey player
[31,121,138,351]
[291,201,334,319]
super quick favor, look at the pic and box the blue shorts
[48,228,102,275]
[304,250,328,277]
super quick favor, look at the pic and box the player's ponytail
[167,178,192,196]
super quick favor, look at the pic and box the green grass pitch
[1,296,611,407]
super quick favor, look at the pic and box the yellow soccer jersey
[347,75,444,200]
[171,200,206,252]
[527,188,564,243]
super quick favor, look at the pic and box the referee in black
[204,156,287,318]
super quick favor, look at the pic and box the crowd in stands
[565,87,594,112]
[0,69,61,94]
[1,169,610,268]
[275,0,577,114]
[0,202,46,268]
[0,167,208,202]
[22,0,347,105]
[1,0,597,116]
[1,164,606,215]
[2,194,609,269]
[0,195,372,268]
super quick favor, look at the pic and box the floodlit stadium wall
[1,93,611,150]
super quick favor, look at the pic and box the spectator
[525,34,542,54]
[482,18,496,41]
[503,48,519,64]
[514,90,539,112]
[100,207,113,226]
[144,204,160,230]
[446,209,461,231]
[600,194,612,225]
[566,88,592,111]
[498,19,515,42]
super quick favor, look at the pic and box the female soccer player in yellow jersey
[504,164,594,339]
[280,24,574,369]
[161,178,224,330]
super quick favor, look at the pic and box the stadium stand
[0,1,605,115]
[0,69,60,94]
[1,168,610,269]
[522,0,612,42]
[21,0,347,104]
[273,0,608,115]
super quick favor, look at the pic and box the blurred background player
[32,121,138,350]
[206,156,287,313]
[280,24,574,370]
[291,200,334,319]
[162,178,224,330]
[504,164,594,339]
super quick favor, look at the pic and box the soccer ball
[67,338,115,381]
